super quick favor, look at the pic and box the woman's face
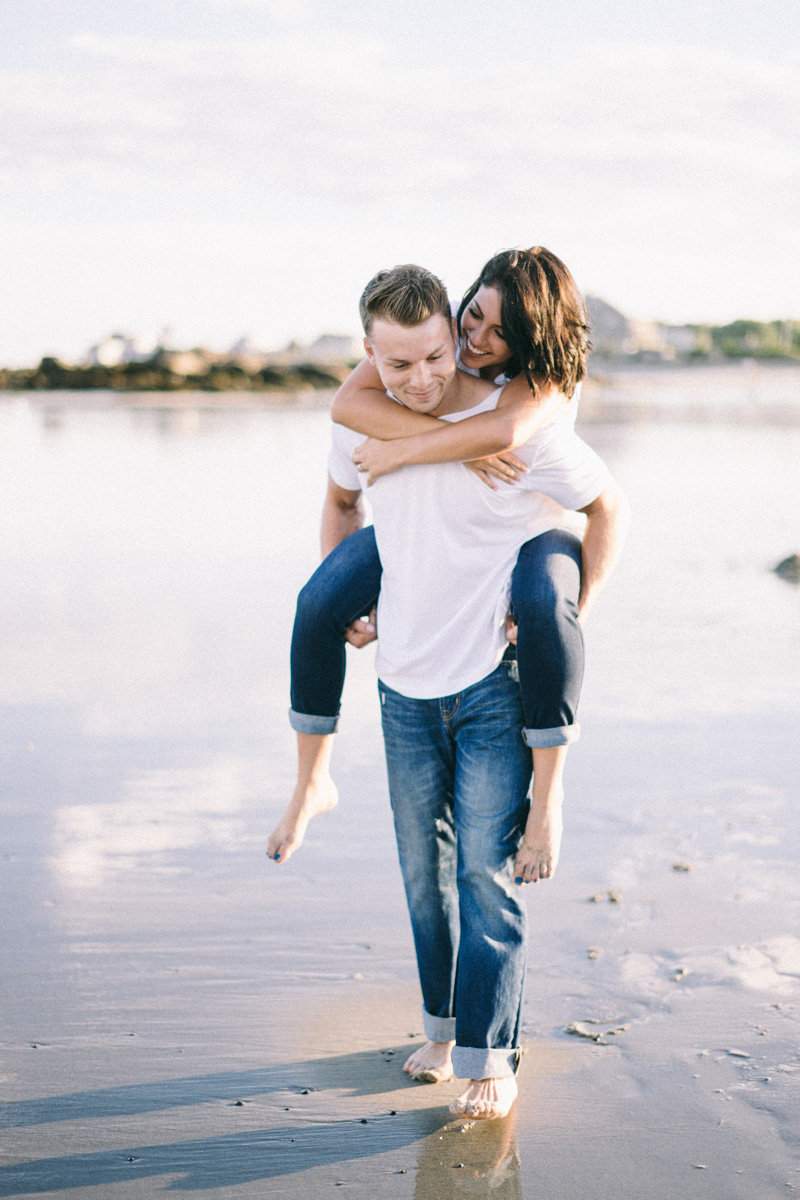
[459,285,509,371]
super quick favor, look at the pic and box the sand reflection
[52,759,249,886]
[414,1112,521,1199]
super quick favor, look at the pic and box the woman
[269,249,618,896]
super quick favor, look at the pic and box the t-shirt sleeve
[327,422,362,492]
[520,428,612,511]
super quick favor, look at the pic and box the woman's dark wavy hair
[456,247,591,398]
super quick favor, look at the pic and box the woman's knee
[294,530,382,637]
[294,573,341,637]
[512,530,581,621]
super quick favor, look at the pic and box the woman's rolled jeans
[289,525,584,748]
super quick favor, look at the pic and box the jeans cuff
[522,723,580,748]
[451,1046,521,1079]
[288,709,339,735]
[422,1007,456,1043]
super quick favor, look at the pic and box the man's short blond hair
[359,264,451,337]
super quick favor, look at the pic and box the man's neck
[435,367,496,417]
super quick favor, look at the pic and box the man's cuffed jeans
[379,662,532,1080]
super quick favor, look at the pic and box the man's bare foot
[267,778,338,864]
[450,1076,518,1119]
[403,1040,455,1083]
[514,791,563,884]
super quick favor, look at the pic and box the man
[270,264,625,1119]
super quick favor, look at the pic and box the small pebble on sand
[673,862,693,872]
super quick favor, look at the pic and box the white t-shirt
[328,387,611,700]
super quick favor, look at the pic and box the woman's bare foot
[514,795,563,884]
[403,1040,455,1083]
[267,777,338,864]
[450,1076,518,1119]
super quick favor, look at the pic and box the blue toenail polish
[515,877,522,884]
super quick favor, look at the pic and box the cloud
[0,29,797,340]
[1,33,795,210]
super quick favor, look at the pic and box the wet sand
[1,389,799,1197]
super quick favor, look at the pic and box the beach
[1,367,799,1197]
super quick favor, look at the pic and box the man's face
[364,314,456,413]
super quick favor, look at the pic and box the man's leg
[449,663,533,1118]
[379,680,460,1081]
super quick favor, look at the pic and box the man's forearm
[578,484,631,623]
[320,500,364,559]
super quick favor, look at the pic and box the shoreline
[0,360,798,426]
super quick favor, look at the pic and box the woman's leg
[509,529,583,885]
[289,525,383,730]
[268,527,383,865]
[510,527,584,742]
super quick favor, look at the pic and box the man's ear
[451,315,458,343]
[363,336,375,364]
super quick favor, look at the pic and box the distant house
[585,298,700,360]
[624,319,667,356]
[160,350,212,377]
[662,326,698,356]
[265,333,363,369]
[88,333,160,367]
[585,296,630,356]
[304,334,363,363]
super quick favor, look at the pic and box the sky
[1,0,799,364]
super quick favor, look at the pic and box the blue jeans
[379,662,532,1079]
[289,525,583,746]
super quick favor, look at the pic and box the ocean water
[1,372,798,1198]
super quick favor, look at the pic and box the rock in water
[774,554,800,583]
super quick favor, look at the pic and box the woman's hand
[351,438,404,485]
[464,450,528,491]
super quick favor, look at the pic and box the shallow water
[1,382,799,1197]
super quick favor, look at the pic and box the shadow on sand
[1,1049,522,1196]
[0,1048,412,1130]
